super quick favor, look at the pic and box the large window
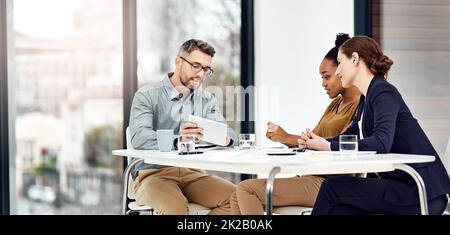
[136,0,242,182]
[3,0,247,214]
[9,0,123,214]
[373,0,450,158]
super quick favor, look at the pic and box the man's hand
[180,121,203,142]
[225,136,232,147]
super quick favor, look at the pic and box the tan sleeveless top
[312,96,360,139]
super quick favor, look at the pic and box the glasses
[179,56,214,77]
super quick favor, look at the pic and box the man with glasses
[129,39,238,215]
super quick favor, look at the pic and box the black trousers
[311,176,448,215]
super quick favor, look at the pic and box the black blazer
[329,76,450,205]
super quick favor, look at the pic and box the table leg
[265,167,281,215]
[393,164,429,215]
[122,158,144,215]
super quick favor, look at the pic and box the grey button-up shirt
[129,73,238,179]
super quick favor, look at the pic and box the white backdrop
[254,0,354,148]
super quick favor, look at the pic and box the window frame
[1,0,11,216]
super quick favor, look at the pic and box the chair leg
[122,159,144,215]
[443,194,450,215]
[300,209,312,215]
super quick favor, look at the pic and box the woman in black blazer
[300,36,450,214]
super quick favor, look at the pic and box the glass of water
[239,133,256,150]
[339,135,358,154]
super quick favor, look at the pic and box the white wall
[254,0,354,147]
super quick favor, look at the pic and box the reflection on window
[11,0,123,214]
[137,0,242,183]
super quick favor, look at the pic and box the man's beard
[181,75,201,91]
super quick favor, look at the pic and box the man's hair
[178,39,216,58]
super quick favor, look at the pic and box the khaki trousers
[230,175,325,215]
[133,167,236,215]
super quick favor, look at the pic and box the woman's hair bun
[335,33,350,47]
[369,55,394,77]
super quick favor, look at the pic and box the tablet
[188,115,228,146]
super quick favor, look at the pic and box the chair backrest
[126,126,135,163]
[126,127,134,150]
[443,136,450,176]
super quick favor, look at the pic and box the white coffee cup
[157,129,174,152]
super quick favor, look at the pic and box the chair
[273,206,312,215]
[122,127,210,215]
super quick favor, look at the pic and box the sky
[13,0,85,38]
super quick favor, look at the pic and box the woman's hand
[266,122,289,142]
[304,129,331,151]
[297,131,310,149]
